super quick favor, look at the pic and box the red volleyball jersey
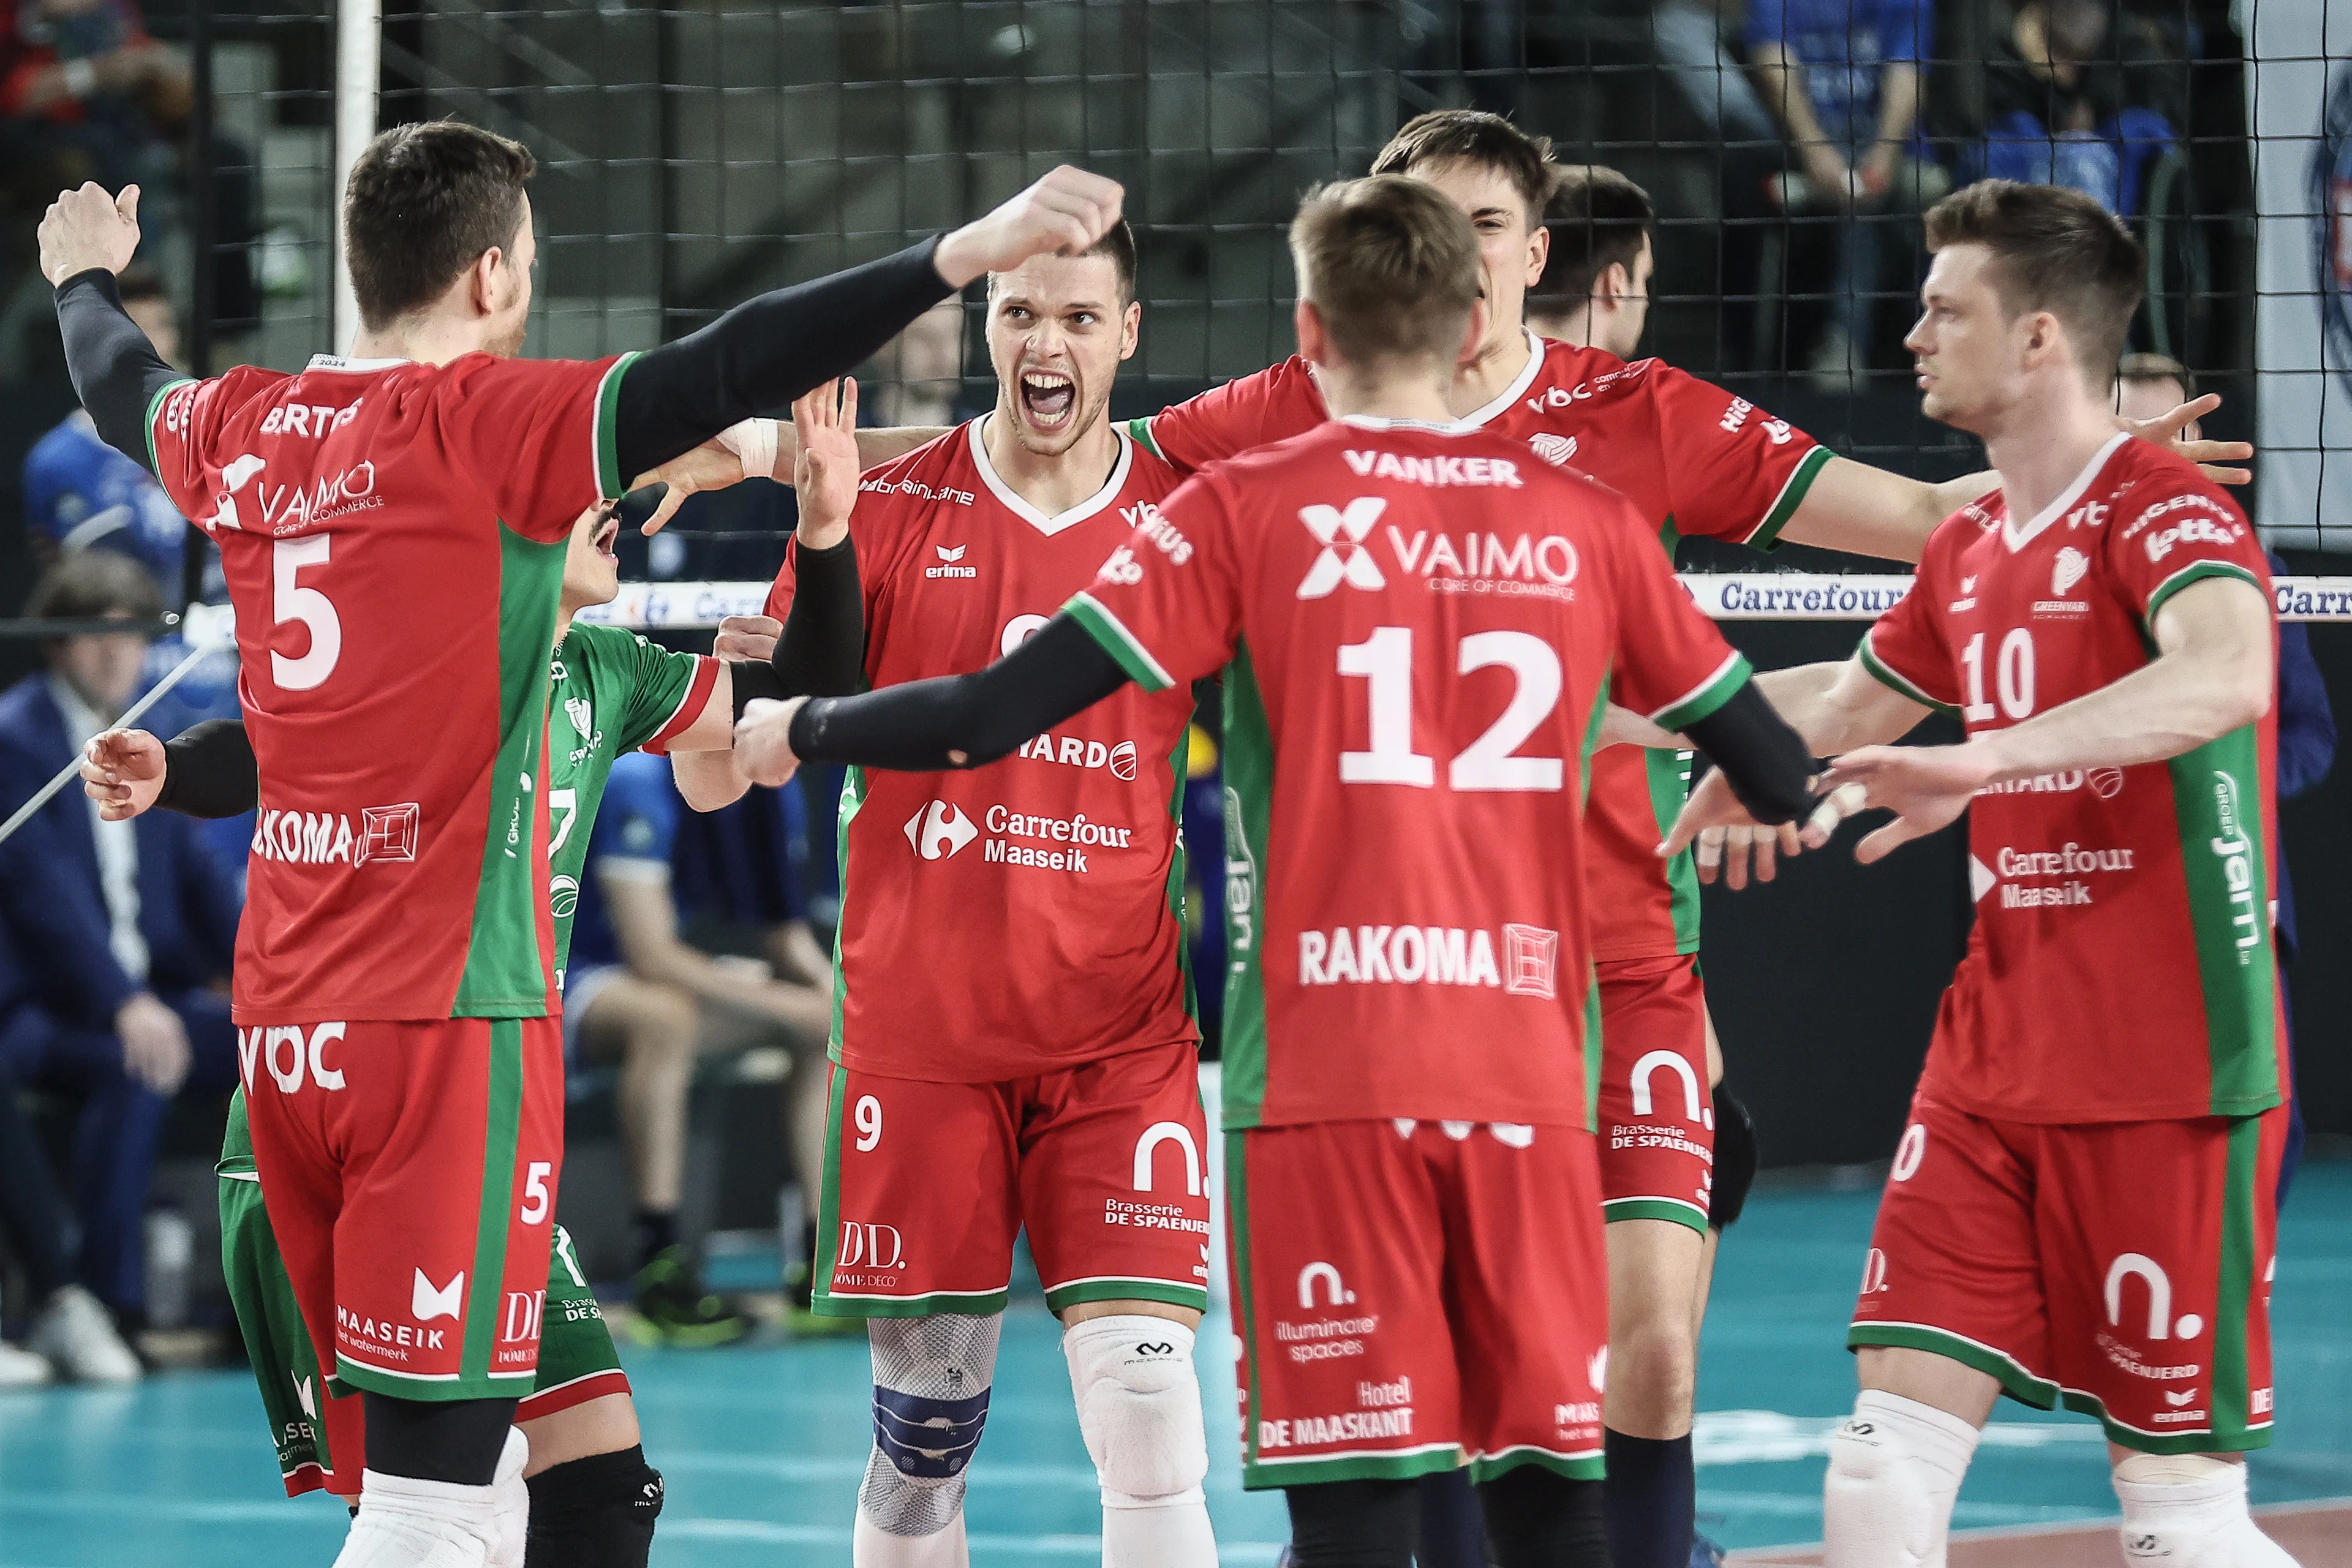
[1862,434,2284,1123]
[765,419,1199,1082]
[1068,417,1754,1128]
[146,350,633,1022]
[1136,330,1831,960]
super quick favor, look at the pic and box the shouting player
[85,489,796,1561]
[1672,181,2297,1568]
[42,116,1123,1567]
[731,173,1848,1567]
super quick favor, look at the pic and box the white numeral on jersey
[1336,627,1434,785]
[1960,628,2035,724]
[519,1161,553,1226]
[1338,627,1565,792]
[548,789,579,854]
[1452,631,1565,791]
[853,1095,883,1152]
[271,535,342,691]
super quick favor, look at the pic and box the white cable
[0,636,221,850]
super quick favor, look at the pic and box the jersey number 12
[1336,626,1565,791]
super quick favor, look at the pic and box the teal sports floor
[2,1163,2344,1565]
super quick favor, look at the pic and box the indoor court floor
[2,1163,2344,1566]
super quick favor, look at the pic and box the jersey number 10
[1336,626,1566,792]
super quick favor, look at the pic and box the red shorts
[1594,954,1714,1232]
[241,1016,565,1400]
[1227,1119,1608,1490]
[814,1042,1212,1318]
[1850,1090,2286,1452]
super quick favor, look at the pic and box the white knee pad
[2114,1455,2299,1567]
[1062,1316,1210,1509]
[488,1428,530,1568]
[857,1313,1002,1550]
[1822,1390,1979,1568]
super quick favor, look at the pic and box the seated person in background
[1981,0,2183,216]
[1743,0,1947,384]
[0,550,239,1373]
[0,924,106,1387]
[568,750,834,1340]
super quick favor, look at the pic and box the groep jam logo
[2311,62,2352,394]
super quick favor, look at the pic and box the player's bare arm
[1778,401,2253,564]
[1827,574,2272,865]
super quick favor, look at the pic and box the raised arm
[40,186,181,472]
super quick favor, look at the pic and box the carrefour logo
[902,800,978,861]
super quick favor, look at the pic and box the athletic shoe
[780,1260,859,1340]
[29,1286,142,1383]
[0,1340,52,1387]
[630,1248,749,1347]
[1690,1529,1728,1567]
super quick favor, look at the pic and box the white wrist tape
[716,417,778,481]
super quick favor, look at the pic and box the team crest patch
[565,697,595,739]
[2052,547,2090,598]
[1529,432,1578,467]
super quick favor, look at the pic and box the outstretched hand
[932,165,1125,288]
[2119,393,2252,487]
[39,182,141,286]
[80,729,166,821]
[734,696,810,788]
[1820,744,1998,864]
[792,378,860,548]
[1659,768,1869,890]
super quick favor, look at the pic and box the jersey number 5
[271,535,343,691]
[1336,627,1565,791]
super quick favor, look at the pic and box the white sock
[336,1466,509,1568]
[1822,1390,1980,1568]
[1101,1500,1218,1568]
[2114,1455,2299,1566]
[854,1509,970,1568]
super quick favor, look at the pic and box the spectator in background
[2116,353,2334,1207]
[1743,0,1948,386]
[23,266,242,871]
[1528,164,1655,356]
[567,751,835,1341]
[0,551,241,1375]
[867,297,971,429]
[1980,0,2182,217]
[0,1015,88,1385]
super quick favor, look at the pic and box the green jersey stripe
[1746,445,1834,551]
[1162,730,1200,1032]
[1218,644,1276,1129]
[143,377,197,473]
[2208,1114,2263,1442]
[1651,651,1753,732]
[460,1019,526,1384]
[592,352,642,501]
[2143,559,2263,629]
[1859,635,1962,719]
[1064,592,1176,692]
[1127,415,1168,464]
[2164,728,2284,1115]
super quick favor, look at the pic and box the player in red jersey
[1672,182,2297,1568]
[732,176,1849,1568]
[42,119,1124,1567]
[747,224,1218,1568]
[635,116,2241,1568]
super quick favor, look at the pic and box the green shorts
[218,1092,630,1498]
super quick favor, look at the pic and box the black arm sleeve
[773,535,865,698]
[786,616,1127,772]
[1682,680,1819,826]
[55,269,186,473]
[612,238,952,481]
[153,720,260,819]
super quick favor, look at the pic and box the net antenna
[332,0,382,357]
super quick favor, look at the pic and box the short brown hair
[28,549,164,632]
[2117,351,2196,400]
[1532,165,1655,307]
[990,217,1138,304]
[1924,180,2145,387]
[345,121,536,331]
[1371,110,1561,222]
[1290,176,1480,369]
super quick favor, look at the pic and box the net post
[333,0,382,356]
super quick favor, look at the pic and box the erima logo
[1529,432,1578,467]
[1297,500,1388,598]
[1950,573,1978,612]
[926,543,978,579]
[903,800,978,860]
[412,1269,466,1322]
